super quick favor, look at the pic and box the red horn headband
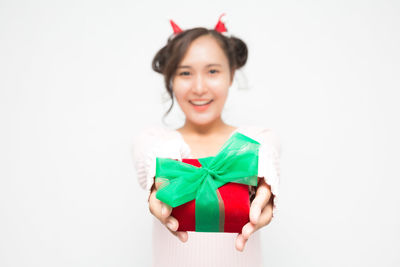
[214,13,227,33]
[169,13,228,36]
[169,19,183,34]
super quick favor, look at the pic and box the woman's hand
[235,178,274,252]
[148,179,188,243]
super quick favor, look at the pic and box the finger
[148,190,163,219]
[148,191,172,223]
[163,216,188,243]
[176,231,188,242]
[148,190,189,243]
[151,180,173,220]
[241,222,256,240]
[257,200,274,227]
[155,180,163,190]
[161,203,173,220]
[242,201,274,240]
[167,228,188,243]
[235,233,247,252]
[148,190,172,219]
[164,215,180,232]
[250,180,272,224]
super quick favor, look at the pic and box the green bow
[155,132,260,232]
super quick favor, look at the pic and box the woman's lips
[189,99,213,111]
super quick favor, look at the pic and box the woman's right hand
[148,179,188,243]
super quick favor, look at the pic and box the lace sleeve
[130,127,189,202]
[130,127,161,202]
[256,128,282,219]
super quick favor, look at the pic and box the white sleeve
[130,127,187,202]
[256,128,282,219]
[130,127,161,202]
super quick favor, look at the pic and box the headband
[169,13,229,37]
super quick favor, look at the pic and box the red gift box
[170,158,252,233]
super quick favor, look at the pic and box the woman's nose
[192,75,207,95]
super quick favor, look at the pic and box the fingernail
[237,242,244,252]
[236,236,243,251]
[167,222,174,231]
[178,232,184,241]
[161,205,166,216]
[179,232,188,242]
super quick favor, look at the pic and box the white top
[130,125,282,267]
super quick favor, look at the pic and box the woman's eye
[209,69,219,74]
[179,71,190,76]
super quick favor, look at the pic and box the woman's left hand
[235,178,274,252]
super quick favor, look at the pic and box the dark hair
[152,27,248,118]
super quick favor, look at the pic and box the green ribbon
[155,132,260,232]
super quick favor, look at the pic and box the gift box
[155,132,260,233]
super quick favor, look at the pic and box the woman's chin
[186,115,219,126]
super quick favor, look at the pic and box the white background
[1,0,399,266]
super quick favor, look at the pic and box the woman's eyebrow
[177,64,222,68]
[206,64,222,67]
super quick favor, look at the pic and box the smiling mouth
[189,99,213,106]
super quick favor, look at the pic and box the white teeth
[190,100,212,106]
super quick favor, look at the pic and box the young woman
[131,15,281,267]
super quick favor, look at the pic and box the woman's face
[171,35,233,126]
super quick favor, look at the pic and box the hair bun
[152,46,168,74]
[230,36,248,69]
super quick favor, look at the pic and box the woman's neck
[178,117,235,137]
